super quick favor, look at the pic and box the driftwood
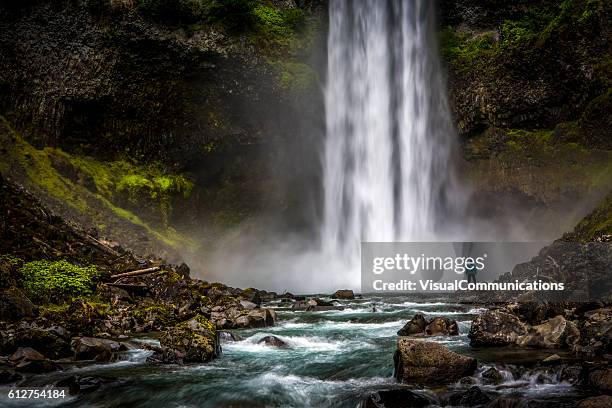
[84,235,120,257]
[110,266,160,280]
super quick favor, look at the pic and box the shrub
[20,260,100,303]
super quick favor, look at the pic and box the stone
[0,288,37,322]
[307,298,334,307]
[219,331,242,342]
[71,337,125,362]
[397,313,427,336]
[257,335,289,348]
[481,367,504,385]
[425,317,459,336]
[239,300,258,310]
[360,388,434,408]
[516,315,578,348]
[160,315,219,363]
[469,309,528,346]
[10,347,46,362]
[542,354,562,365]
[331,289,355,299]
[589,368,612,392]
[394,338,477,385]
[578,395,612,408]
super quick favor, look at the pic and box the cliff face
[439,0,612,235]
[0,0,325,258]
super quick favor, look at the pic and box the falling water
[322,0,459,257]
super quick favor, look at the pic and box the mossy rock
[160,315,219,363]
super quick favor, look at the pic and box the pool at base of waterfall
[2,296,594,408]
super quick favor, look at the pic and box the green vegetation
[0,116,196,251]
[441,0,605,65]
[20,260,100,304]
[572,192,612,241]
[439,29,495,63]
[275,62,318,93]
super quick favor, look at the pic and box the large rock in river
[425,317,459,336]
[398,313,427,336]
[160,315,220,363]
[394,338,477,385]
[332,289,355,299]
[469,309,528,346]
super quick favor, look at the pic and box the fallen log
[84,235,120,257]
[110,266,160,280]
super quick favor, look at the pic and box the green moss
[0,116,197,251]
[20,260,100,304]
[439,28,496,65]
[275,62,318,93]
[572,192,612,240]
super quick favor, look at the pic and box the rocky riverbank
[0,173,283,385]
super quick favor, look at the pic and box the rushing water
[322,0,459,258]
[2,298,588,408]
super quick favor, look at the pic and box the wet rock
[394,338,477,385]
[175,263,190,278]
[71,337,125,362]
[55,375,80,395]
[219,331,242,342]
[469,309,528,346]
[481,367,504,385]
[588,368,612,392]
[425,317,459,336]
[486,397,522,408]
[239,300,258,310]
[12,325,71,359]
[332,289,355,300]
[0,288,37,322]
[0,370,22,384]
[360,388,434,408]
[397,313,427,336]
[240,288,261,305]
[257,335,289,348]
[10,347,57,373]
[10,347,46,362]
[160,315,219,363]
[307,298,334,307]
[459,376,477,385]
[448,386,491,406]
[517,315,579,348]
[578,395,612,408]
[542,354,562,365]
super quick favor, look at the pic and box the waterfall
[322,0,459,258]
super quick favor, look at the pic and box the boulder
[394,338,477,385]
[307,298,334,307]
[397,313,427,336]
[219,331,242,342]
[239,300,258,310]
[469,309,528,346]
[578,396,612,408]
[0,288,37,322]
[257,335,289,348]
[71,337,125,362]
[240,288,261,305]
[589,368,612,392]
[159,315,219,363]
[542,354,562,365]
[10,347,56,373]
[481,367,504,385]
[360,388,434,408]
[516,315,579,348]
[10,347,45,362]
[425,317,459,336]
[332,289,355,300]
[13,325,71,359]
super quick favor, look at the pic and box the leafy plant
[20,260,100,303]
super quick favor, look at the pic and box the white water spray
[322,0,460,258]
